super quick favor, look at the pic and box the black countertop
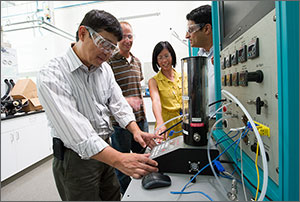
[1,110,45,121]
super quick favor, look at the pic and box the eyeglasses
[122,34,135,40]
[186,23,206,34]
[85,26,117,54]
[157,53,171,61]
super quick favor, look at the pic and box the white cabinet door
[37,113,53,155]
[34,114,53,159]
[1,112,52,181]
[1,131,17,181]
[16,114,52,172]
[15,126,43,173]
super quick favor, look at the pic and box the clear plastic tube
[230,126,246,132]
[222,89,268,201]
[240,131,248,201]
[154,114,184,135]
[207,116,232,200]
[209,103,232,120]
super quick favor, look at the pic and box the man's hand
[115,152,159,179]
[92,147,158,179]
[126,97,142,111]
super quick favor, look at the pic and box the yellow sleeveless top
[153,70,183,139]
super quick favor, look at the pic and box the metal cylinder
[181,56,209,146]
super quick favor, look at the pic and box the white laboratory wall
[1,1,211,84]
[53,1,211,84]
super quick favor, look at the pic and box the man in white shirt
[185,5,216,118]
[37,10,160,201]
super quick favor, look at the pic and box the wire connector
[214,160,225,172]
[247,121,270,137]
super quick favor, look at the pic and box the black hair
[152,41,177,73]
[186,5,211,25]
[76,9,122,42]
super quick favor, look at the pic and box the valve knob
[256,97,265,115]
[247,70,264,83]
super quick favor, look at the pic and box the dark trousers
[52,144,121,201]
[111,120,148,194]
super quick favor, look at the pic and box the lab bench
[123,164,252,201]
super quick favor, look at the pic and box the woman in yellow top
[148,41,182,140]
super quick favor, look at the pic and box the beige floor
[1,156,61,201]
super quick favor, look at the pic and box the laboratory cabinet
[1,112,52,181]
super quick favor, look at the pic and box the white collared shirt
[198,47,215,117]
[37,46,135,159]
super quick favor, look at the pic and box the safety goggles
[85,26,117,54]
[157,53,171,61]
[186,23,206,34]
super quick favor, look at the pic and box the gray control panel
[150,136,185,159]
[220,9,279,185]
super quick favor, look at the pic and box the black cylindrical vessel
[181,56,209,146]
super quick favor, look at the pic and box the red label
[190,123,205,127]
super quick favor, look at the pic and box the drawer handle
[15,131,20,141]
[10,133,14,143]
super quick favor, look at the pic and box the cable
[207,116,233,200]
[154,114,184,135]
[239,129,248,201]
[209,102,232,120]
[218,172,242,184]
[214,130,232,146]
[208,98,227,107]
[216,126,246,147]
[173,131,246,201]
[170,191,213,201]
[222,89,268,201]
[139,119,183,153]
[231,166,237,175]
[254,142,260,201]
[234,130,249,164]
[172,115,237,199]
[215,131,240,147]
[158,120,183,136]
[218,160,235,164]
[141,115,183,153]
[229,126,246,131]
[180,130,241,191]
[235,166,273,201]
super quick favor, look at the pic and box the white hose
[154,114,184,135]
[209,102,232,120]
[207,116,232,200]
[222,89,268,201]
[240,130,248,201]
[230,126,246,132]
